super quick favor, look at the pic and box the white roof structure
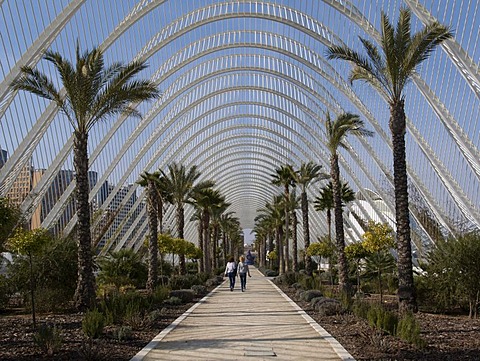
[0,1,479,255]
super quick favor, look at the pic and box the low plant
[112,325,132,341]
[163,296,182,306]
[397,312,426,348]
[82,308,105,339]
[33,323,62,356]
[78,338,102,361]
[367,304,398,336]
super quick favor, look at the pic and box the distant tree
[362,221,396,302]
[424,232,480,318]
[97,249,147,291]
[8,228,51,329]
[324,112,372,294]
[0,197,20,251]
[345,242,370,289]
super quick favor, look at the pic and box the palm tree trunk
[73,130,96,311]
[302,191,312,275]
[146,180,158,293]
[176,205,186,275]
[198,219,204,273]
[390,100,417,313]
[330,153,350,295]
[222,232,227,266]
[278,226,284,274]
[292,210,298,272]
[284,187,290,273]
[213,225,219,270]
[203,211,211,274]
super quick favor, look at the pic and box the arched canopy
[1,0,479,253]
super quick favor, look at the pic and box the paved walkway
[131,267,355,360]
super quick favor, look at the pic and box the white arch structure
[1,0,479,257]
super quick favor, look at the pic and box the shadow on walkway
[131,267,355,361]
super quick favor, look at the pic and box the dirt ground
[1,290,480,360]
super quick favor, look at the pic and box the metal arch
[0,0,86,116]
[325,1,480,225]
[119,118,369,248]
[0,0,167,194]
[6,4,472,238]
[134,1,344,64]
[53,73,333,233]
[405,0,480,99]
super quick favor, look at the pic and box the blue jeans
[228,272,236,289]
[239,273,247,290]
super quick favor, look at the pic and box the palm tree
[210,200,230,270]
[220,212,237,265]
[325,112,373,294]
[314,181,356,241]
[293,161,329,275]
[271,164,295,273]
[137,171,160,293]
[327,8,452,311]
[190,187,226,273]
[161,163,214,274]
[256,195,284,272]
[11,44,159,310]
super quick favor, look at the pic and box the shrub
[265,269,278,277]
[169,275,201,290]
[123,301,144,329]
[78,338,102,361]
[314,298,343,316]
[151,286,170,306]
[169,289,194,303]
[352,300,371,319]
[303,289,323,302]
[112,325,132,341]
[191,284,207,297]
[82,309,105,339]
[163,296,182,306]
[397,312,426,348]
[367,305,398,336]
[0,274,12,310]
[33,323,62,356]
[275,271,298,286]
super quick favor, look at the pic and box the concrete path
[132,267,355,360]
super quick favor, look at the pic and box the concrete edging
[130,282,225,361]
[268,280,356,361]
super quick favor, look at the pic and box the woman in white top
[224,256,237,291]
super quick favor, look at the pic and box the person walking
[237,256,251,292]
[224,256,237,291]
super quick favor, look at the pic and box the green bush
[352,300,371,319]
[163,296,182,306]
[99,290,152,325]
[82,309,105,339]
[112,325,132,341]
[397,312,426,348]
[33,323,62,356]
[151,286,171,306]
[0,274,12,310]
[367,304,398,336]
[169,289,195,303]
[169,274,204,290]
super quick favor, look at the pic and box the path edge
[130,282,224,361]
[268,279,356,361]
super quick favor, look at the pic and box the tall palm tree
[293,161,329,275]
[210,200,230,270]
[220,212,237,265]
[161,163,214,274]
[11,44,159,310]
[325,112,373,294]
[314,181,356,241]
[327,8,452,311]
[271,164,295,273]
[256,195,284,272]
[137,171,160,293]
[190,187,226,273]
